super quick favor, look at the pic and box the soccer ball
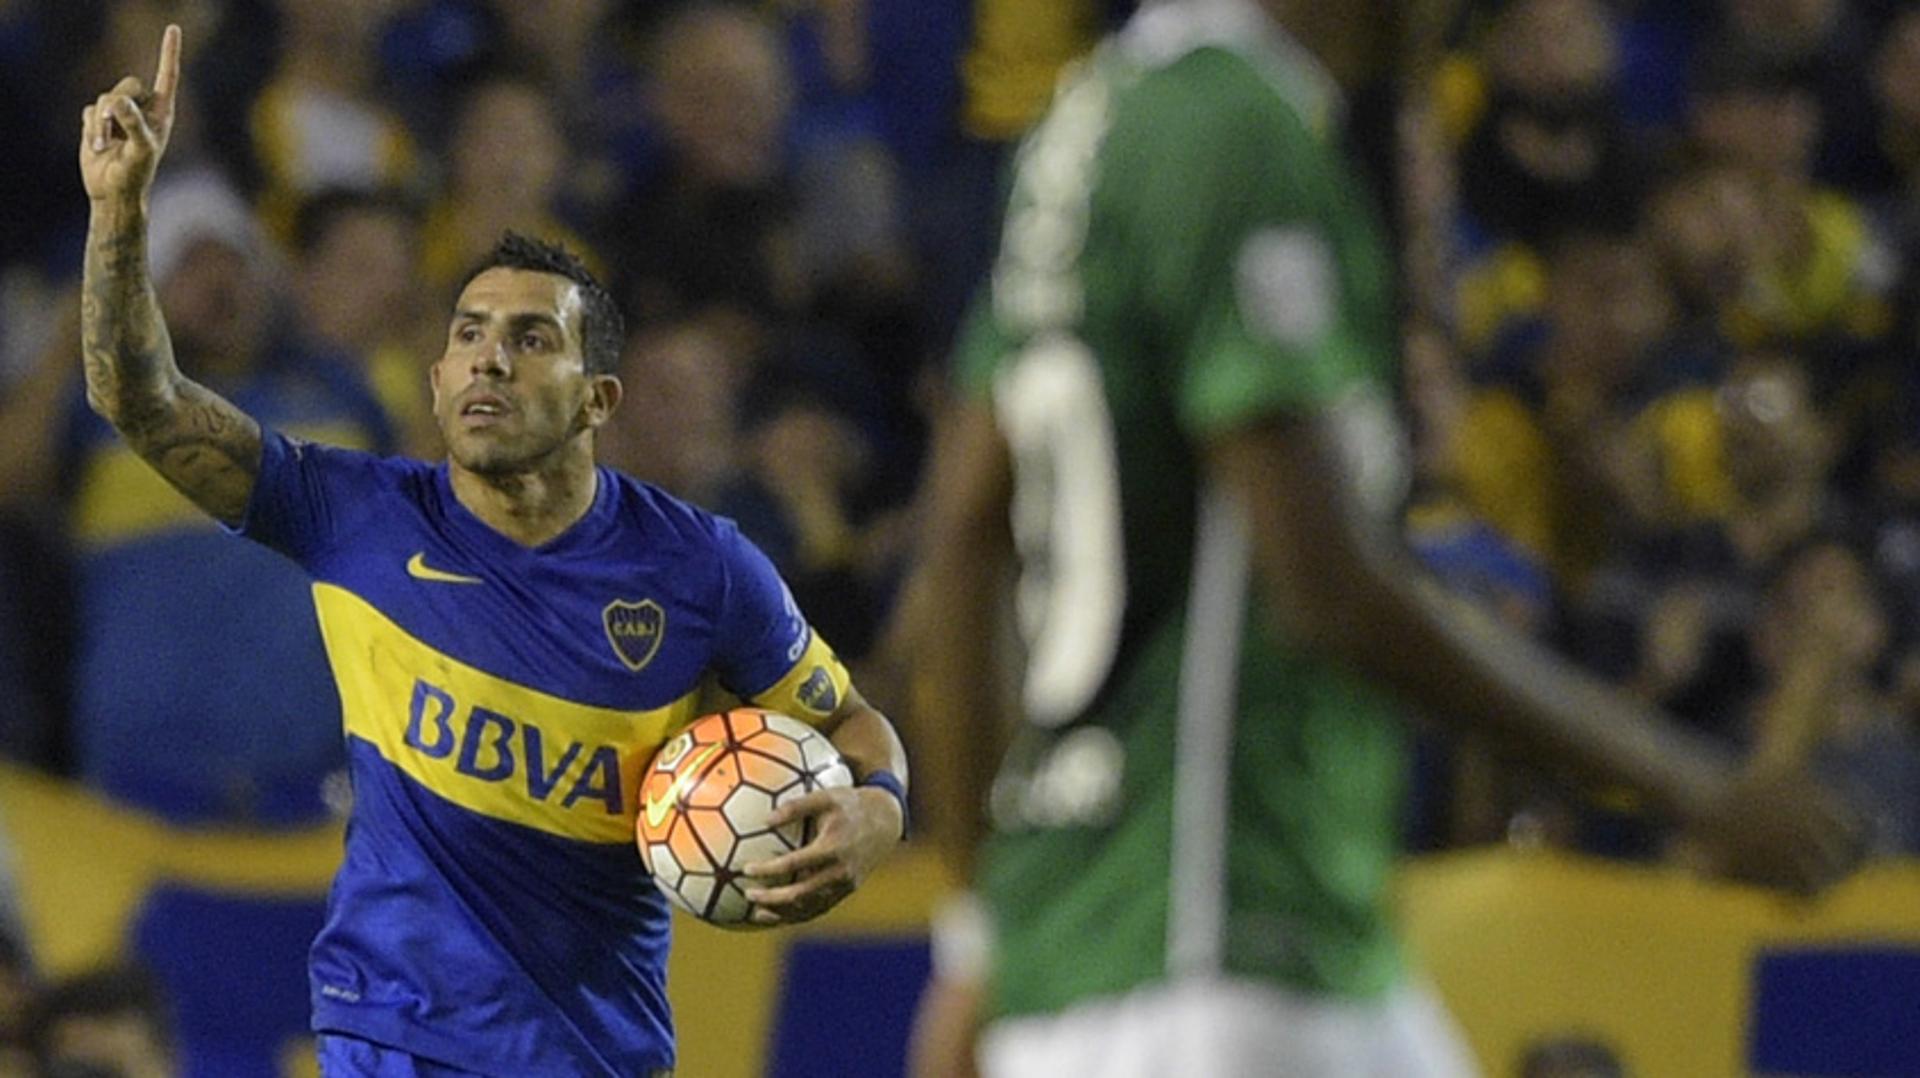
[637,708,852,927]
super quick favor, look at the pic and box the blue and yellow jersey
[233,431,853,1075]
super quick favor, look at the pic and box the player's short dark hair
[292,187,420,257]
[459,232,625,377]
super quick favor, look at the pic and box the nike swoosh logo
[406,552,484,585]
[644,743,722,830]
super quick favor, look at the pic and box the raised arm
[78,24,260,526]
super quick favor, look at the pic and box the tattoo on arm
[81,204,261,525]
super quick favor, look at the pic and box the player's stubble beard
[446,394,598,481]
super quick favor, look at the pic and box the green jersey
[957,0,1410,1018]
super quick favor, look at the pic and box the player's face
[431,267,613,476]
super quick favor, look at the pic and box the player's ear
[584,373,622,429]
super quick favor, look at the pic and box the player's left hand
[740,785,904,925]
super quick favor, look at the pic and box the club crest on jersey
[796,665,839,716]
[603,599,666,672]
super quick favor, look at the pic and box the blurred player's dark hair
[460,232,626,377]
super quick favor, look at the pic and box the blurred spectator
[1460,0,1634,234]
[1572,355,1840,735]
[1453,0,1650,357]
[612,2,807,325]
[420,73,595,299]
[291,188,439,456]
[484,0,648,221]
[617,3,914,342]
[599,318,746,504]
[1714,0,1881,195]
[1746,540,1920,855]
[379,0,657,217]
[1687,44,1820,184]
[715,351,909,662]
[1449,230,1698,584]
[249,0,417,240]
[1647,163,1770,335]
[485,0,612,107]
[1687,43,1897,351]
[28,965,176,1078]
[0,170,392,827]
[794,132,920,383]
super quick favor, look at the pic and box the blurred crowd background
[2,0,1920,1073]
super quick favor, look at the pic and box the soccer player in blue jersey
[79,28,910,1077]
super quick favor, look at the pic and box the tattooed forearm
[79,209,168,415]
[81,202,261,524]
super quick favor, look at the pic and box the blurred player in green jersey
[905,1,1866,1075]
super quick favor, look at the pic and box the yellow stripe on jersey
[73,422,376,547]
[312,584,702,843]
[748,630,852,727]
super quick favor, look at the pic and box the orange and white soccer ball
[636,708,852,926]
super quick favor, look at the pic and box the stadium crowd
[1,0,1918,1071]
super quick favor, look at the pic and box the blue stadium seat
[1749,946,1920,1076]
[765,936,932,1078]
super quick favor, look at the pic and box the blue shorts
[315,1034,485,1078]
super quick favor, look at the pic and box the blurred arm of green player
[1208,410,1866,896]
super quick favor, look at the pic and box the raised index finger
[152,24,182,105]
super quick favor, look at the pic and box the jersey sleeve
[227,428,381,570]
[1118,50,1388,435]
[708,519,853,727]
